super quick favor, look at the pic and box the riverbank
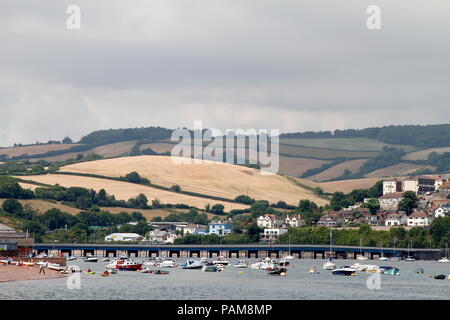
[0,265,65,283]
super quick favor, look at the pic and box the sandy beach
[0,265,65,283]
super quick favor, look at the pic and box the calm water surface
[2,259,450,300]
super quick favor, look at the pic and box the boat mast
[329,228,333,259]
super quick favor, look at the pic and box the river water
[1,259,450,300]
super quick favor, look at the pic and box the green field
[280,138,416,152]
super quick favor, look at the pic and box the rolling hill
[51,155,329,206]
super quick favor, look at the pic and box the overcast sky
[1,1,449,146]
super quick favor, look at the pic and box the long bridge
[30,243,444,261]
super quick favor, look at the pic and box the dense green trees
[0,179,34,199]
[79,126,173,145]
[361,198,380,214]
[280,124,450,148]
[398,191,419,215]
[279,225,433,248]
[234,195,255,205]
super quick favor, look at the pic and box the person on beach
[39,262,48,274]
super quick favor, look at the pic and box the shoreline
[0,265,66,283]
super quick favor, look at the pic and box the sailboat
[378,239,389,261]
[405,241,415,261]
[356,238,368,261]
[390,237,400,261]
[439,243,450,263]
[283,235,294,260]
[323,229,336,270]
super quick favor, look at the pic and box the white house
[176,224,206,235]
[257,214,280,229]
[260,228,288,242]
[435,176,448,189]
[147,229,179,243]
[285,214,304,227]
[384,214,407,227]
[105,233,143,242]
[383,180,402,195]
[378,193,404,210]
[434,205,450,218]
[407,211,430,227]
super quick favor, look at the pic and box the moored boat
[234,260,248,268]
[379,266,400,275]
[202,263,218,272]
[415,268,424,274]
[267,267,287,276]
[83,256,98,262]
[47,263,65,271]
[323,258,336,270]
[159,259,177,268]
[180,259,203,269]
[153,270,169,275]
[251,257,278,270]
[332,267,356,276]
[212,256,229,266]
[105,259,142,271]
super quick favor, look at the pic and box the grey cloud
[0,0,449,145]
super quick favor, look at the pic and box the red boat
[105,259,142,271]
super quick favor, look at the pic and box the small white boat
[140,267,152,273]
[200,257,208,264]
[251,258,277,270]
[439,243,450,263]
[22,261,36,266]
[83,256,98,262]
[67,256,77,261]
[180,260,203,269]
[323,258,336,270]
[47,263,65,271]
[234,260,248,268]
[356,255,368,261]
[378,257,389,261]
[101,257,110,262]
[213,256,229,265]
[159,259,177,268]
[282,255,294,260]
[405,241,415,261]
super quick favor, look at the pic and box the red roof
[409,211,428,218]
[379,192,404,199]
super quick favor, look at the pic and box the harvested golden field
[101,207,216,220]
[0,144,79,158]
[18,182,40,190]
[59,155,329,206]
[19,174,249,211]
[279,144,378,159]
[295,177,382,194]
[365,163,436,178]
[278,156,330,177]
[280,138,416,152]
[403,146,450,161]
[140,142,175,154]
[0,199,81,215]
[37,141,137,162]
[308,159,367,181]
